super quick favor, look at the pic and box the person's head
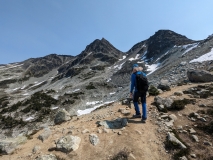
[138,67,143,71]
[132,64,139,73]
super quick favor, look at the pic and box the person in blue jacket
[130,64,147,123]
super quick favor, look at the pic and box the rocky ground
[1,82,213,160]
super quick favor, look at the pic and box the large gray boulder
[0,135,27,154]
[55,135,81,153]
[167,132,187,149]
[187,69,213,82]
[89,134,99,146]
[54,109,71,124]
[35,154,57,160]
[97,118,128,129]
[157,79,171,91]
[154,96,173,109]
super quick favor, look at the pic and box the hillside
[1,82,213,160]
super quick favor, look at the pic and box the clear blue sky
[1,0,213,64]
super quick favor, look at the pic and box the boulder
[157,79,171,91]
[167,132,187,149]
[38,128,51,142]
[55,135,81,153]
[54,109,71,124]
[154,96,173,109]
[35,154,57,160]
[89,134,99,146]
[97,118,128,129]
[0,135,27,155]
[187,69,213,82]
[32,145,41,153]
[174,91,183,96]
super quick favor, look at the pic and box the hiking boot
[132,114,141,118]
[141,119,146,123]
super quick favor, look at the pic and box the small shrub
[207,109,213,117]
[148,85,160,96]
[197,110,206,114]
[111,148,130,160]
[169,99,193,111]
[86,83,96,90]
[62,99,75,105]
[197,121,213,135]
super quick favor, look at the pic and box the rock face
[35,154,57,160]
[187,69,213,82]
[55,135,81,153]
[54,109,71,124]
[146,30,195,60]
[0,135,27,154]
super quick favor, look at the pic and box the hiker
[130,64,147,123]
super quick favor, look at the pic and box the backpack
[135,72,149,93]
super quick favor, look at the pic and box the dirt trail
[1,83,207,160]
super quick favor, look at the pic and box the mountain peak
[146,29,196,59]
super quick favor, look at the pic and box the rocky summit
[0,30,213,160]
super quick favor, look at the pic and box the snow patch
[77,101,115,116]
[182,43,199,55]
[106,78,111,82]
[53,95,59,100]
[51,106,59,110]
[190,48,213,63]
[113,62,125,70]
[146,63,160,75]
[109,92,116,95]
[119,55,126,61]
[86,101,102,105]
[12,87,20,91]
[25,116,34,121]
[72,89,80,92]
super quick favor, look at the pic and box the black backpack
[135,72,149,93]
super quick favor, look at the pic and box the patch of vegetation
[64,92,84,97]
[169,99,195,111]
[183,85,213,98]
[0,96,9,107]
[197,110,206,114]
[91,65,105,71]
[0,116,26,129]
[10,101,22,112]
[62,99,75,105]
[196,121,213,135]
[65,67,86,78]
[55,155,66,160]
[0,79,17,88]
[207,109,213,117]
[51,74,63,83]
[148,85,159,96]
[81,71,96,80]
[21,91,57,113]
[86,83,96,90]
[46,89,56,94]
[111,148,130,160]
